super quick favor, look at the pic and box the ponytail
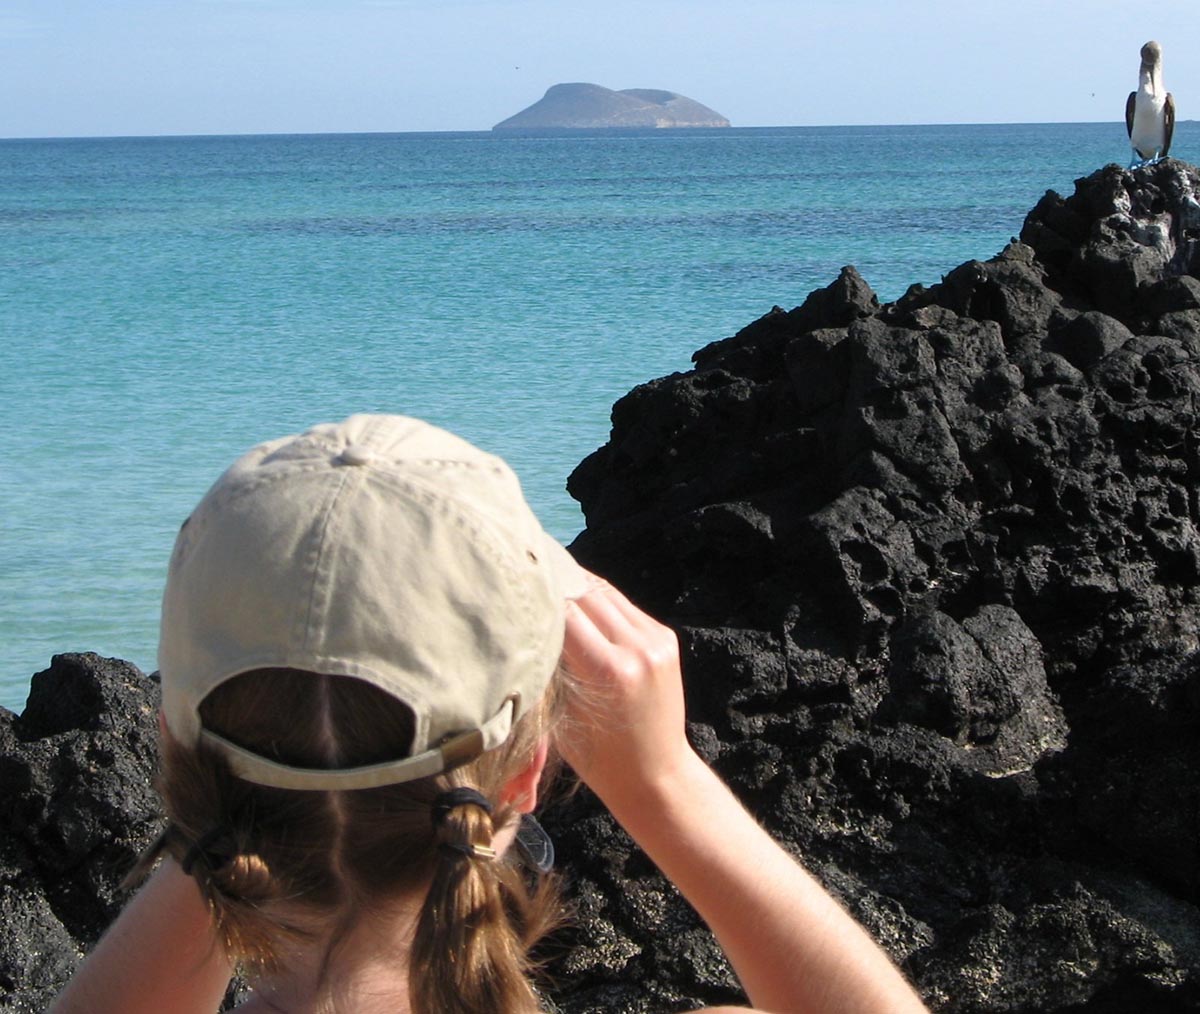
[412,782,562,1014]
[132,667,572,1013]
[127,738,330,976]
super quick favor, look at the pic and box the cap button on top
[338,444,379,467]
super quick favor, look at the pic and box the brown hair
[132,667,569,1013]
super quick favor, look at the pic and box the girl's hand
[557,580,694,810]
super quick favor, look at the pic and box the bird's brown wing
[1126,91,1136,138]
[1164,93,1176,156]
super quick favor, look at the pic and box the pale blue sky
[2,0,1197,137]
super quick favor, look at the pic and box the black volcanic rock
[0,654,162,1012]
[560,159,1200,1012]
[493,83,730,130]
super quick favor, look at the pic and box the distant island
[492,83,731,131]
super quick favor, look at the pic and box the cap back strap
[199,697,516,791]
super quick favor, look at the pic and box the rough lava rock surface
[5,162,1200,1012]
[0,654,161,1013]
[557,160,1200,1012]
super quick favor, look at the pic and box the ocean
[1,122,1187,710]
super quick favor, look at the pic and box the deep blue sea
[2,122,1191,709]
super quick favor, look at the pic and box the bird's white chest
[1131,89,1167,150]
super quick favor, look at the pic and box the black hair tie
[431,787,493,826]
[180,825,237,876]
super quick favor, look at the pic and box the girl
[52,414,928,1014]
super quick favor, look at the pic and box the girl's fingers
[562,601,610,670]
[559,582,690,799]
[574,587,637,643]
[571,583,662,650]
[566,588,678,675]
[602,583,668,636]
[563,599,634,684]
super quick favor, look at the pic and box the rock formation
[558,159,1200,1011]
[493,83,730,130]
[0,655,162,1013]
[4,161,1200,1012]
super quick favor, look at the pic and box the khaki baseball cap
[159,414,590,791]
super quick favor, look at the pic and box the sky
[1,0,1198,138]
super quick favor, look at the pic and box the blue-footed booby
[1126,40,1175,168]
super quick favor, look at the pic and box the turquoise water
[1,123,1186,709]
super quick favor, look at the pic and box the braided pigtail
[127,668,378,979]
[135,727,336,975]
[411,780,562,1014]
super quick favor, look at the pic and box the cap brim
[539,534,595,602]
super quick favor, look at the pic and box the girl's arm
[560,582,929,1014]
[51,858,231,1014]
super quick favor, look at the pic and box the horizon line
[0,118,1167,143]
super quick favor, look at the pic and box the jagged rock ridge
[558,160,1200,1011]
[492,82,730,130]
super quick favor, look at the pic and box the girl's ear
[499,737,550,814]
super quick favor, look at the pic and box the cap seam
[296,466,353,656]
